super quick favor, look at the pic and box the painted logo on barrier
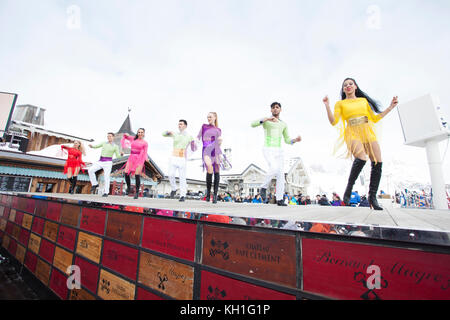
[209,239,230,260]
[157,272,169,290]
[207,286,227,300]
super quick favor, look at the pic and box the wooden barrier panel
[302,238,450,300]
[26,199,36,214]
[18,228,30,247]
[9,209,16,222]
[28,233,41,254]
[46,202,62,222]
[101,240,139,281]
[69,288,96,300]
[141,217,197,261]
[32,217,45,235]
[22,213,33,230]
[105,211,142,246]
[0,219,6,232]
[138,251,194,300]
[11,224,20,240]
[43,221,59,242]
[14,210,24,226]
[25,251,38,273]
[80,208,106,236]
[39,238,55,263]
[97,269,136,300]
[8,238,17,256]
[136,287,165,300]
[60,204,80,227]
[76,232,103,264]
[200,271,296,300]
[35,258,51,285]
[202,226,297,288]
[2,235,10,250]
[17,197,28,212]
[74,256,100,294]
[35,200,48,218]
[49,268,68,299]
[57,226,77,251]
[15,244,26,264]
[53,246,73,275]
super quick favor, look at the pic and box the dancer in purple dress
[197,112,223,204]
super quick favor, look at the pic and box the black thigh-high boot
[213,172,220,204]
[70,176,78,194]
[134,175,141,199]
[343,158,367,206]
[124,173,131,196]
[368,162,383,211]
[205,173,212,202]
[68,177,74,194]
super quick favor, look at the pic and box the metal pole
[425,139,447,210]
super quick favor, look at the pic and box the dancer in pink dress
[121,128,148,199]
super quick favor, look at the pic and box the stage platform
[1,192,449,301]
[28,193,450,233]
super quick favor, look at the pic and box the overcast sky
[1,0,449,186]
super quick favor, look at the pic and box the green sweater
[251,118,293,148]
[163,131,194,149]
[91,142,121,158]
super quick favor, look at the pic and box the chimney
[12,105,46,126]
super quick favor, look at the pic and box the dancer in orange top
[323,78,398,210]
[61,140,86,194]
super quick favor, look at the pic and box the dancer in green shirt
[88,132,122,197]
[163,120,196,202]
[252,102,301,206]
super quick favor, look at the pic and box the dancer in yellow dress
[323,78,398,210]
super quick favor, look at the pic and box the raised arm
[251,118,265,128]
[323,96,339,126]
[377,96,399,120]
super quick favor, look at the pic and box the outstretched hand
[323,95,330,106]
[390,96,399,109]
[294,136,302,143]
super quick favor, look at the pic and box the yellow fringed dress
[332,98,382,158]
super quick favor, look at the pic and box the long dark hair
[135,128,145,140]
[340,78,382,114]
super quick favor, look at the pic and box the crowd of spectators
[395,189,434,209]
[204,190,373,207]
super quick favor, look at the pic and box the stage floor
[21,193,450,233]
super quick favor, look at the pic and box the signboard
[202,226,297,288]
[0,92,18,132]
[141,217,197,261]
[200,271,296,300]
[302,238,450,300]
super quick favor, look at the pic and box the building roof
[221,163,266,178]
[10,120,93,142]
[117,114,135,135]
[0,165,90,182]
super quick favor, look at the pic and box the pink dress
[121,135,148,175]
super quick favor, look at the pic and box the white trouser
[260,147,285,201]
[168,156,187,197]
[88,161,113,194]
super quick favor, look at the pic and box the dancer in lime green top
[163,120,197,202]
[88,132,122,197]
[252,102,301,206]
